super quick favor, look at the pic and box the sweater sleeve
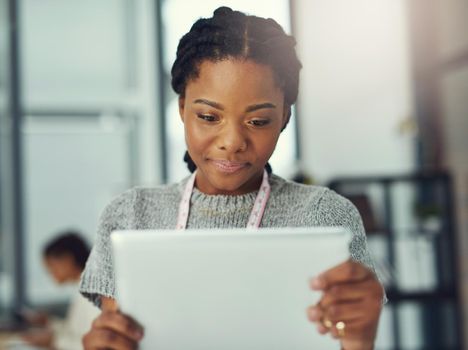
[79,189,136,307]
[314,188,375,272]
[315,188,387,303]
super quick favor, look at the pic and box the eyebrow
[193,99,276,113]
[193,99,224,110]
[245,103,277,113]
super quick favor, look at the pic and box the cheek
[49,266,64,281]
[184,120,213,154]
[55,263,71,280]
[255,133,281,160]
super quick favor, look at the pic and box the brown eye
[249,119,270,127]
[197,114,218,122]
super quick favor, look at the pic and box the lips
[211,159,248,174]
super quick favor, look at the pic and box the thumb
[101,296,119,312]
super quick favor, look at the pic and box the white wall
[293,0,417,347]
[435,0,468,344]
[20,0,161,185]
[440,50,468,350]
[441,66,468,347]
[294,0,416,184]
[19,0,161,303]
[23,116,132,302]
[436,0,468,61]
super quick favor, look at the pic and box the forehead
[45,253,70,263]
[185,59,284,103]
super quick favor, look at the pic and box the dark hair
[43,231,90,270]
[171,7,302,174]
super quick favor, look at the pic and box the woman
[80,7,383,350]
[20,232,99,350]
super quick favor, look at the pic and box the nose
[216,122,247,153]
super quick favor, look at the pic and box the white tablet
[111,227,351,350]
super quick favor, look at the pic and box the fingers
[307,303,360,325]
[82,328,139,350]
[318,278,382,308]
[82,311,144,350]
[310,278,383,324]
[307,302,362,330]
[310,260,373,290]
[324,302,365,323]
[102,296,119,312]
[92,311,144,342]
[316,322,329,335]
[307,303,371,343]
[306,304,323,323]
[328,320,368,340]
[306,306,331,336]
[307,261,384,345]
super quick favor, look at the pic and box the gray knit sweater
[80,174,375,306]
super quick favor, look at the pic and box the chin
[211,172,262,195]
[196,161,263,194]
[213,179,247,193]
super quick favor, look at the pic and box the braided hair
[171,7,302,173]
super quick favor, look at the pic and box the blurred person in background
[17,231,99,350]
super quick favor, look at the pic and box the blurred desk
[0,332,16,339]
[0,332,16,347]
[0,332,39,350]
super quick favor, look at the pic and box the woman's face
[179,59,288,195]
[44,254,80,284]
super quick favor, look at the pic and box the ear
[178,96,186,122]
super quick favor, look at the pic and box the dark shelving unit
[329,172,462,350]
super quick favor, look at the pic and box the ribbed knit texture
[80,174,375,306]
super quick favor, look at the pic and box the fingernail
[310,276,325,290]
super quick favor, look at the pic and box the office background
[1,0,467,349]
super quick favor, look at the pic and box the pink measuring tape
[176,169,271,230]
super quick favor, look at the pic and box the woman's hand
[21,309,49,327]
[306,260,384,350]
[21,328,53,348]
[82,297,144,350]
